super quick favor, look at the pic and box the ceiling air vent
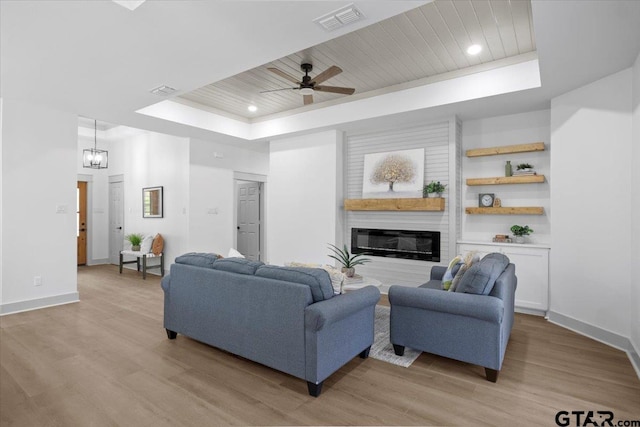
[150,85,177,96]
[314,4,364,31]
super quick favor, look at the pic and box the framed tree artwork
[362,148,424,198]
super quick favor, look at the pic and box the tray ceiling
[178,0,536,120]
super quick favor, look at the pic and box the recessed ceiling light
[467,44,482,55]
[247,105,258,112]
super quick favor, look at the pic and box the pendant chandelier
[82,119,108,169]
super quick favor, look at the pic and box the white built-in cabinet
[458,242,550,316]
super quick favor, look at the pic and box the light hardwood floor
[1,265,638,426]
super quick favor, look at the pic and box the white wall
[267,130,341,266]
[631,52,640,361]
[188,138,269,257]
[110,131,190,271]
[462,110,551,244]
[1,99,79,314]
[550,69,633,339]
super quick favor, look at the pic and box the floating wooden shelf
[466,142,545,158]
[466,175,545,186]
[344,198,445,211]
[465,207,544,215]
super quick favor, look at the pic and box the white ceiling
[178,0,536,120]
[2,1,640,143]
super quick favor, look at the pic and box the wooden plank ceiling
[177,0,536,120]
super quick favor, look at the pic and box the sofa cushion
[228,248,245,258]
[140,234,154,254]
[456,253,510,295]
[255,265,334,302]
[175,252,220,269]
[449,252,480,292]
[442,255,463,290]
[152,233,164,255]
[212,257,264,275]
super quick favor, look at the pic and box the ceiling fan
[262,63,355,105]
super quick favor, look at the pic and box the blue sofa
[161,254,380,396]
[388,256,516,382]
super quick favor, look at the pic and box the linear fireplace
[351,228,441,262]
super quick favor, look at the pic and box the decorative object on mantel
[493,197,502,207]
[510,225,533,243]
[125,233,143,251]
[423,181,446,198]
[362,148,424,199]
[327,244,371,278]
[82,119,108,169]
[505,160,512,177]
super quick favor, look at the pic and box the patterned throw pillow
[442,255,463,290]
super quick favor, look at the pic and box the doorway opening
[77,181,87,265]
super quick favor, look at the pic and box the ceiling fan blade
[314,85,355,95]
[267,67,300,84]
[303,94,313,105]
[311,65,342,85]
[260,87,298,93]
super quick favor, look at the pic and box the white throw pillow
[140,234,154,254]
[228,248,245,258]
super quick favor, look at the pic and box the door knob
[117,227,122,230]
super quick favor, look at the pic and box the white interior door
[237,182,260,260]
[109,180,124,264]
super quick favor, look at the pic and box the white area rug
[370,305,421,368]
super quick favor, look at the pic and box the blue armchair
[388,261,516,382]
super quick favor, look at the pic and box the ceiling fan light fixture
[299,87,314,96]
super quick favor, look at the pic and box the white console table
[457,241,550,316]
[342,276,382,292]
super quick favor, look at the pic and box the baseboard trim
[515,306,546,317]
[629,344,640,379]
[0,292,80,316]
[548,311,639,379]
[87,258,110,266]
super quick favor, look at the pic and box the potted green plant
[517,163,533,171]
[126,233,143,251]
[423,181,447,198]
[510,225,533,244]
[328,244,371,278]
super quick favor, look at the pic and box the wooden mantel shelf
[466,142,545,158]
[344,198,445,211]
[466,175,545,186]
[465,207,544,215]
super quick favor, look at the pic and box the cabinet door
[458,244,549,314]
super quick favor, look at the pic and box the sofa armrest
[388,285,504,323]
[161,274,171,293]
[430,266,447,281]
[305,286,380,332]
